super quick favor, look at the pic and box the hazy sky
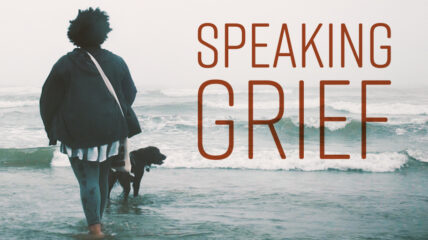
[0,0,426,90]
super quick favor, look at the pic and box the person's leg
[69,157,103,236]
[99,158,111,220]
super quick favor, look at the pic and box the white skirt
[59,140,121,162]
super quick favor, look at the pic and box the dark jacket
[40,47,141,148]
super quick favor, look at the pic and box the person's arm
[39,60,66,145]
[120,58,137,106]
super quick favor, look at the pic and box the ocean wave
[1,147,426,172]
[204,99,428,116]
[138,114,195,131]
[330,101,428,115]
[0,147,54,167]
[275,118,361,134]
[406,149,428,163]
[134,97,428,117]
[159,150,413,172]
[138,116,412,137]
[204,100,282,110]
[2,89,427,117]
[0,100,38,108]
[51,148,414,172]
[274,118,404,135]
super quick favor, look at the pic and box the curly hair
[67,8,112,48]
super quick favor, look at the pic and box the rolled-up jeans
[69,157,111,225]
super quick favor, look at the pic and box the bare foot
[88,223,105,239]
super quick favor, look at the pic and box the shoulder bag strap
[86,51,124,117]
[86,51,131,173]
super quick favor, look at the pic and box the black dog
[108,146,166,199]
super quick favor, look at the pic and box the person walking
[40,7,141,237]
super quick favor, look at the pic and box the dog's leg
[118,172,131,200]
[132,168,145,197]
[108,169,118,199]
